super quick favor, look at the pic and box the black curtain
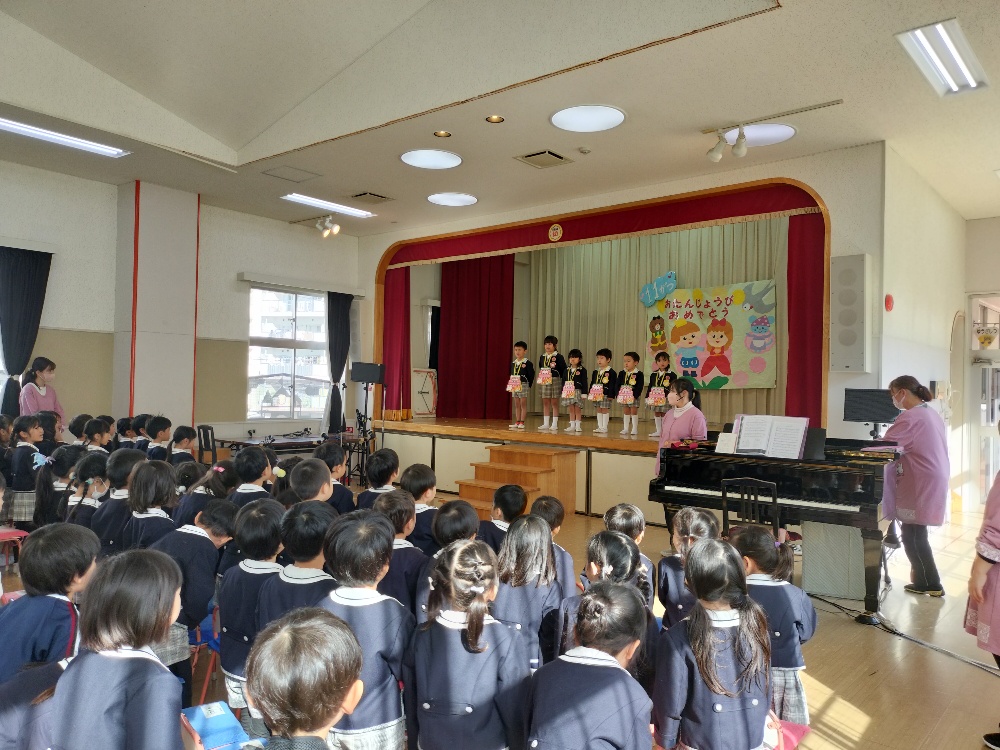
[0,247,52,417]
[326,292,353,434]
[429,305,440,371]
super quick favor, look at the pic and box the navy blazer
[0,658,66,750]
[377,540,429,616]
[255,565,337,631]
[616,369,645,400]
[551,542,576,602]
[657,555,696,630]
[356,485,393,511]
[218,559,283,679]
[327,482,355,515]
[746,574,817,669]
[91,492,132,557]
[510,359,535,389]
[0,594,78,683]
[407,504,440,556]
[146,445,168,462]
[477,519,508,555]
[121,510,175,550]
[491,578,561,670]
[589,368,619,398]
[150,526,218,628]
[537,352,567,382]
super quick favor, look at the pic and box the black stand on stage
[347,363,385,489]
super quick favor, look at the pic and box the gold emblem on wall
[548,223,563,242]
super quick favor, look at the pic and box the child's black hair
[165,425,197,457]
[425,540,498,653]
[373,489,416,535]
[188,460,239,498]
[116,417,134,437]
[567,348,583,362]
[270,456,303,497]
[514,341,528,350]
[596,348,612,360]
[492,484,527,522]
[729,525,794,582]
[20,523,100,597]
[399,463,436,501]
[624,351,640,363]
[64,452,109,523]
[234,446,270,484]
[128,461,177,513]
[33,445,86,527]
[497,515,555,587]
[543,335,558,347]
[196,498,238,538]
[365,448,399,488]
[67,414,93,440]
[96,415,115,429]
[603,503,645,541]
[145,415,172,441]
[530,495,564,531]
[106,448,147,490]
[276,488,301,509]
[290,458,332,501]
[281,500,338,562]
[35,411,59,442]
[655,351,670,361]
[670,377,702,410]
[0,414,12,443]
[82,418,110,446]
[234,499,286,560]
[323,509,394,587]
[575,581,647,657]
[586,530,650,604]
[21,357,55,389]
[672,507,720,558]
[431,500,479,547]
[131,414,151,437]
[175,461,207,493]
[12,415,40,441]
[312,442,346,471]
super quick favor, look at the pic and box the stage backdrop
[528,216,788,427]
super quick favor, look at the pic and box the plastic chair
[197,606,222,705]
[0,528,28,572]
[197,425,218,465]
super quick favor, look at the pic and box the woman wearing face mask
[653,377,708,528]
[18,357,65,425]
[882,375,949,597]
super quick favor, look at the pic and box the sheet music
[715,433,738,454]
[767,418,809,459]
[735,416,771,454]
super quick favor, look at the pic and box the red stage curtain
[382,267,411,420]
[786,213,825,424]
[438,254,514,420]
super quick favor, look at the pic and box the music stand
[843,389,899,439]
[348,363,385,488]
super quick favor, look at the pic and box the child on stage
[561,349,588,433]
[616,352,644,436]
[588,349,617,434]
[537,335,566,431]
[507,341,534,430]
[647,351,677,438]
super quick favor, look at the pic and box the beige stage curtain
[527,217,789,427]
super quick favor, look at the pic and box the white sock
[654,416,663,433]
[541,416,550,428]
[600,412,608,429]
[551,417,558,429]
[621,416,629,431]
[630,415,638,433]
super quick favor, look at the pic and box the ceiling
[0,0,999,236]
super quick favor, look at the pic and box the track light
[706,132,726,163]
[732,125,748,158]
[321,216,340,238]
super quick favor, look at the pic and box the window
[247,289,331,420]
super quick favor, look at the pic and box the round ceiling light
[723,123,796,147]
[433,130,451,138]
[400,149,462,169]
[485,115,505,123]
[550,105,625,133]
[428,192,478,206]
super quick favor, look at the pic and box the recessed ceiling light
[0,116,130,157]
[282,193,375,218]
[486,115,505,123]
[896,18,988,96]
[428,192,477,207]
[723,124,796,147]
[433,131,451,138]
[400,149,462,169]
[550,105,625,133]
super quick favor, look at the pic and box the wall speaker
[829,254,871,373]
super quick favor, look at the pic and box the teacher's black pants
[901,523,941,589]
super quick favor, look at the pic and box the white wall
[967,217,1000,293]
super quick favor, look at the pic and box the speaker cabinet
[829,254,871,373]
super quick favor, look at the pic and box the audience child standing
[646,351,677,438]
[508,341,534,430]
[144,416,173,461]
[81,418,113,453]
[357,448,400,509]
[320,510,417,748]
[400,462,439,555]
[658,507,720,629]
[602,503,656,608]
[589,349,618,434]
[174,459,238,528]
[560,348,588,434]
[374,489,430,615]
[6,415,43,530]
[230,446,273,508]
[290,457,335,505]
[32,444,84,527]
[166,425,198,465]
[64,452,109,529]
[313,442,355,515]
[415,499,481,624]
[121,460,177,549]
[90,448,147,557]
[530,495,576,602]
[478,483,527,554]
[537,335,567,432]
[616,352,645,436]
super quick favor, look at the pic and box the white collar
[26,382,46,395]
[436,609,497,629]
[46,593,71,603]
[178,525,211,540]
[69,495,101,509]
[492,519,510,531]
[87,445,109,453]
[393,538,414,549]
[133,508,169,519]
[704,608,740,627]
[53,481,69,491]
[149,442,166,448]
[236,483,266,493]
[673,402,694,416]
[239,559,283,575]
[544,351,559,358]
[414,503,433,513]
[172,448,192,455]
[562,646,626,671]
[331,477,342,486]
[110,489,129,500]
[746,573,789,586]
[192,486,208,494]
[96,645,165,667]
[279,565,333,584]
[369,485,393,493]
[328,587,393,607]
[71,439,84,446]
[15,441,37,450]
[597,365,611,373]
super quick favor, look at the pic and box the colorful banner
[645,279,777,390]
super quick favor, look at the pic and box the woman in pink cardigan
[18,357,65,424]
[654,378,708,527]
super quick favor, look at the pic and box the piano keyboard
[659,484,862,514]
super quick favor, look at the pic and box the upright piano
[648,438,898,618]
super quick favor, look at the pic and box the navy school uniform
[414,552,439,625]
[146,443,168,461]
[653,610,771,750]
[10,443,39,491]
[169,449,195,466]
[589,367,619,399]
[115,437,135,452]
[318,587,416,738]
[327,480,355,515]
[228,483,272,509]
[121,508,175,550]
[407,503,440,556]
[566,365,589,395]
[552,542,576,601]
[65,494,101,529]
[491,577,561,670]
[658,555,696,629]
[172,487,211,529]
[615,369,645,403]
[0,594,79,683]
[510,358,535,391]
[255,565,337,631]
[377,539,429,616]
[218,559,283,681]
[406,610,531,750]
[537,352,567,382]
[746,573,817,668]
[47,646,183,750]
[134,436,150,453]
[356,484,393,510]
[34,439,60,458]
[637,551,656,609]
[477,518,509,555]
[646,369,677,398]
[150,526,219,628]
[90,489,132,557]
[0,657,67,750]
[526,647,653,750]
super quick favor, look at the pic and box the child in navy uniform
[478,483,527,554]
[256,500,338,629]
[616,352,645,436]
[508,340,534,430]
[356,448,399,509]
[407,540,531,750]
[67,413,92,446]
[400,462,439,555]
[290,457,335,505]
[245,608,364,750]
[115,417,136,451]
[658,507,719,629]
[374,489,430,615]
[530,495,576,601]
[313,442,355,515]
[537,335,567,432]
[415,499,480,624]
[132,413,152,454]
[320,510,417,748]
[589,348,618,434]
[0,654,69,749]
[33,444,84,527]
[218,499,286,738]
[603,503,656,608]
[166,425,198,465]
[646,351,677,438]
[45,549,185,750]
[229,446,273,508]
[5,415,43,531]
[82,418,113,454]
[526,582,652,750]
[64,451,109,529]
[91,448,147,557]
[492,515,561,670]
[150,499,237,707]
[174,460,238,528]
[144,415,172,461]
[121,461,177,549]
[732,524,817,725]
[653,539,773,750]
[0,523,99,682]
[560,348,588,434]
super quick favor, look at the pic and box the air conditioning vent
[514,150,574,169]
[350,192,393,204]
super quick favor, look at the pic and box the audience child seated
[312,442,355,515]
[290,457,335,504]
[602,503,656,607]
[244,608,364,750]
[356,448,400,510]
[81,418,112,453]
[90,448,147,557]
[6,415,43,531]
[33,411,62,458]
[46,549,185,750]
[174,460,207,498]
[530,495,576,601]
[320,510,417,748]
[67,413,92,446]
[166,425,198,465]
[144,415,173,461]
[32,444,84,527]
[132,413,152,453]
[0,523,99,682]
[115,417,136,451]
[407,539,531,750]
[218,499,286,738]
[121,460,177,549]
[174,459,238,529]
[478,483,527,554]
[657,507,719,629]
[230,446,273,508]
[526,582,652,750]
[373,489,429,615]
[256,500,338,629]
[267,455,299,497]
[415,499,481,624]
[150,499,237,707]
[400,462,439,555]
[63,451,108,529]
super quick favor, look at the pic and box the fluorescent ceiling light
[0,117,130,157]
[428,192,477,207]
[550,105,625,133]
[282,193,375,218]
[896,18,988,96]
[400,149,462,169]
[723,124,796,147]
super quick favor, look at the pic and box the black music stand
[347,363,384,488]
[843,388,899,439]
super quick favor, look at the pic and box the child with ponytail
[526,582,652,750]
[64,452,110,529]
[408,539,531,750]
[731,525,816,725]
[166,426,198,466]
[658,507,720,628]
[33,444,85,526]
[653,538,772,750]
[82,418,113,454]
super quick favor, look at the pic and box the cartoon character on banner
[744,314,775,354]
[648,316,668,355]
[671,321,703,378]
[700,319,733,380]
[741,281,775,314]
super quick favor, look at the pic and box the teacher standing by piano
[655,378,708,526]
[882,375,949,597]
